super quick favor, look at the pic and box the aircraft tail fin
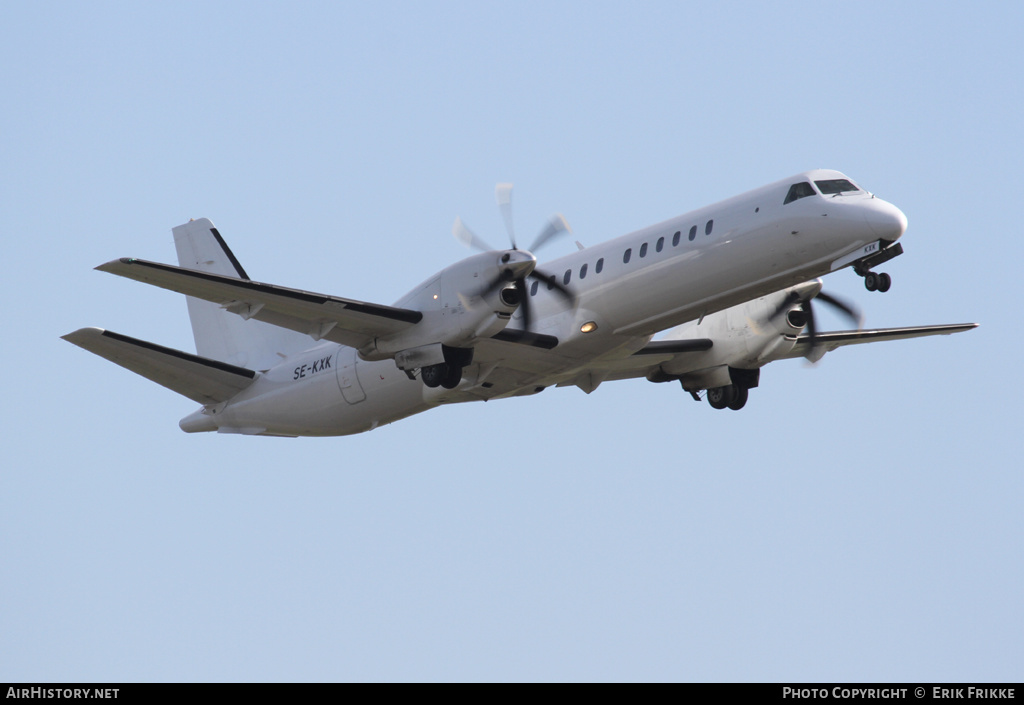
[172,218,312,370]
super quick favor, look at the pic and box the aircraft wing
[467,324,978,397]
[782,323,978,359]
[96,258,423,350]
[451,332,716,398]
[61,327,257,404]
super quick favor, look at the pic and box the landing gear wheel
[707,385,736,410]
[877,272,892,292]
[727,385,748,411]
[864,271,879,292]
[440,364,463,389]
[421,363,445,388]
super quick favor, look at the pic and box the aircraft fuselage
[180,169,908,436]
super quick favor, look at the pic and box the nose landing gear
[850,241,902,294]
[863,270,892,293]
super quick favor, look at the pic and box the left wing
[96,258,423,351]
[781,323,978,360]
[548,324,978,392]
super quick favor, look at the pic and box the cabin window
[596,257,604,273]
[688,225,697,241]
[672,231,681,246]
[579,263,588,279]
[784,181,816,204]
[639,242,648,258]
[705,220,714,235]
[531,280,539,296]
[815,179,860,195]
[656,236,664,252]
[563,269,571,285]
[623,248,632,263]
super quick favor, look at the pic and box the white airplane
[63,170,976,437]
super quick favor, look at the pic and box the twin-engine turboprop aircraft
[63,170,976,437]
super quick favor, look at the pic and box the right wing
[96,258,423,351]
[61,327,257,405]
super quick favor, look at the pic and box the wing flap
[96,258,422,350]
[61,327,257,404]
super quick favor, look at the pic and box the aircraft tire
[864,272,879,292]
[421,363,445,388]
[727,386,748,410]
[877,272,892,292]
[440,364,462,389]
[707,385,735,410]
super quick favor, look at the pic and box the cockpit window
[815,179,860,195]
[784,182,816,204]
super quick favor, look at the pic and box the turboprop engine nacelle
[358,249,536,364]
[656,282,820,381]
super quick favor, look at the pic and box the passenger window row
[530,257,605,295]
[529,218,714,294]
[624,219,713,265]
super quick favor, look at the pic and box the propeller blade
[495,183,516,249]
[478,269,510,300]
[515,278,532,332]
[528,214,572,253]
[529,268,575,303]
[815,291,864,329]
[801,300,820,361]
[453,216,494,252]
[769,291,802,321]
[455,187,576,332]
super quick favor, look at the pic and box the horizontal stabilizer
[96,257,422,351]
[784,323,978,359]
[61,327,257,405]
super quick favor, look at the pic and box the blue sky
[2,1,1020,682]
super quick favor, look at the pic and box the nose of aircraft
[863,198,908,242]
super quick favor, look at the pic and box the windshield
[815,179,861,195]
[784,182,816,205]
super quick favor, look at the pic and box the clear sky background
[2,1,1020,682]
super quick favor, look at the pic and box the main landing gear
[421,346,474,390]
[421,362,462,389]
[706,384,749,411]
[698,367,758,411]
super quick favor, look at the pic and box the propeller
[453,184,575,331]
[771,282,863,361]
